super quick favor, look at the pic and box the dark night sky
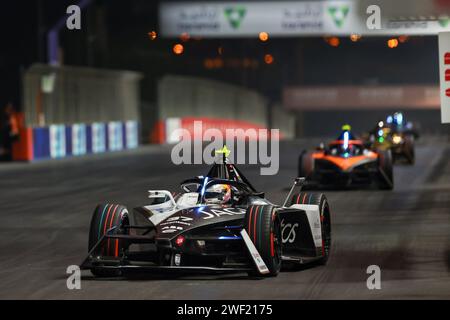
[0,1,440,110]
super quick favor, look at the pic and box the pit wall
[12,121,139,161]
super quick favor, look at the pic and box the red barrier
[12,128,34,161]
[181,117,267,140]
[150,121,165,144]
[150,117,281,144]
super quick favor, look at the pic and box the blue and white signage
[108,121,124,151]
[91,122,106,153]
[125,121,139,149]
[72,123,87,156]
[49,124,66,158]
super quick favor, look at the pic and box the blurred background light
[264,54,274,64]
[180,32,190,42]
[259,32,269,42]
[173,43,184,55]
[327,37,340,47]
[398,35,409,43]
[350,34,362,42]
[148,31,157,40]
[387,38,399,48]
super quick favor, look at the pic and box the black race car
[81,154,332,277]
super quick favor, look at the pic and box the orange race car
[298,125,393,190]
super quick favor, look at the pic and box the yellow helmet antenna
[214,145,231,163]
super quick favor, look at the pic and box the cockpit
[327,142,365,158]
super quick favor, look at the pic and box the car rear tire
[244,205,282,277]
[290,193,331,264]
[403,136,415,165]
[88,204,130,277]
[377,149,394,190]
[298,150,314,179]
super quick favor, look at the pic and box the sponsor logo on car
[161,216,194,227]
[281,219,298,244]
[197,207,246,220]
[161,225,184,233]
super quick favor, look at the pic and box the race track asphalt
[0,137,449,299]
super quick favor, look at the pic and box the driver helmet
[337,124,356,141]
[392,112,404,127]
[204,184,232,205]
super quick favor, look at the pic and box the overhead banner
[159,1,450,37]
[439,32,450,123]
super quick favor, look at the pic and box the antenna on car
[282,177,305,208]
[206,145,258,193]
[215,145,231,164]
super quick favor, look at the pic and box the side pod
[278,205,323,262]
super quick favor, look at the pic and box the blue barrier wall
[31,121,139,161]
[33,128,50,159]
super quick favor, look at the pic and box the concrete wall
[23,64,142,127]
[157,75,268,127]
[271,103,296,139]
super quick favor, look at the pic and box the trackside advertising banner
[439,32,450,123]
[159,1,450,37]
[49,124,66,159]
[71,123,87,156]
[12,121,139,161]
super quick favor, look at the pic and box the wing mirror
[316,142,325,151]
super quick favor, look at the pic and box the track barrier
[151,117,282,144]
[12,121,139,161]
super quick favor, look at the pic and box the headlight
[392,135,402,144]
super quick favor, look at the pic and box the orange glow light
[398,35,409,43]
[204,59,214,69]
[173,43,184,55]
[328,37,340,47]
[213,58,224,68]
[259,32,269,42]
[264,54,274,64]
[387,38,399,48]
[204,58,224,69]
[180,32,190,42]
[148,31,157,40]
[350,34,361,42]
